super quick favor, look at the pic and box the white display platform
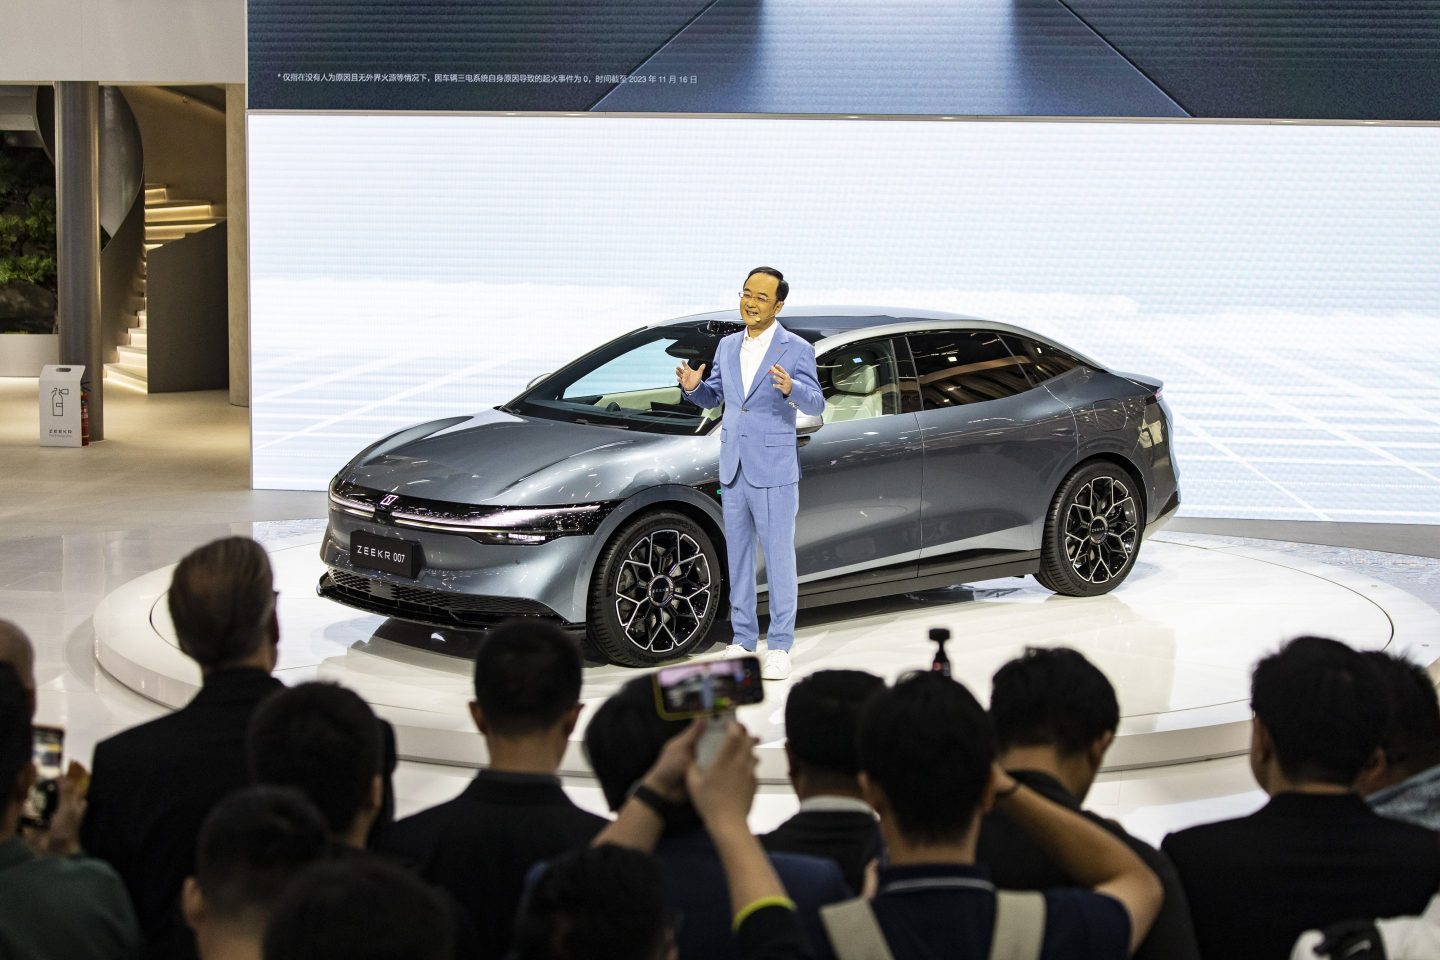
[93,532,1440,783]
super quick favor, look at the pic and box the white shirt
[797,796,877,817]
[739,321,779,396]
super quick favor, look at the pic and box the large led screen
[249,116,1440,524]
[248,0,1440,120]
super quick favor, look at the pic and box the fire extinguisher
[81,385,90,446]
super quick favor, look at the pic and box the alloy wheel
[612,528,714,654]
[1062,475,1139,585]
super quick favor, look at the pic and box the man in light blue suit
[675,267,824,680]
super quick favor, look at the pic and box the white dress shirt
[739,321,779,396]
[796,795,878,817]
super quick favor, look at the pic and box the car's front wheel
[1036,462,1144,597]
[587,510,721,666]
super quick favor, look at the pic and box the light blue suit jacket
[684,323,824,487]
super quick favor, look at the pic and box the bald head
[0,620,36,717]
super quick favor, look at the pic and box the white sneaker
[762,649,792,681]
[720,643,753,659]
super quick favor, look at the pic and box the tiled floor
[3,379,1438,844]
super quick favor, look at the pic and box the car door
[762,336,923,594]
[907,329,1078,558]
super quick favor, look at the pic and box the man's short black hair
[858,672,995,845]
[515,845,670,960]
[990,647,1120,756]
[1363,650,1440,777]
[786,670,885,782]
[247,682,382,836]
[0,662,30,800]
[263,858,453,960]
[473,620,584,737]
[193,786,331,927]
[168,536,276,669]
[745,266,789,302]
[584,676,688,811]
[1251,636,1387,786]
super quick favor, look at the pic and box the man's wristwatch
[628,782,683,822]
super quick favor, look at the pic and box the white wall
[0,0,243,84]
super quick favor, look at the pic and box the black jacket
[1161,792,1440,960]
[761,804,882,895]
[977,769,1200,960]
[80,668,284,958]
[377,770,606,960]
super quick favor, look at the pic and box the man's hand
[23,760,89,857]
[686,722,759,831]
[769,363,792,397]
[676,362,706,393]
[642,718,705,804]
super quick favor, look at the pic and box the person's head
[470,621,583,768]
[989,647,1120,800]
[858,672,996,851]
[0,662,33,834]
[1249,636,1387,792]
[1357,651,1440,795]
[182,786,330,957]
[784,669,885,799]
[169,537,279,674]
[515,844,675,960]
[739,267,787,333]
[0,620,36,716]
[585,676,689,814]
[262,858,453,960]
[247,682,384,849]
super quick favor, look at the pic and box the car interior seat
[825,350,889,422]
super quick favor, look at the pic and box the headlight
[328,486,376,518]
[388,503,610,543]
[328,483,614,545]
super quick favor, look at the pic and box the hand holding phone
[687,721,760,828]
[21,726,64,831]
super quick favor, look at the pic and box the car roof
[662,305,994,341]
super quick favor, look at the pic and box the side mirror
[525,372,551,390]
[796,412,824,436]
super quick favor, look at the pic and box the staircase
[105,184,225,390]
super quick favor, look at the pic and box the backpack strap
[821,898,896,960]
[987,891,1047,960]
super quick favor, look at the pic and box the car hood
[340,408,719,506]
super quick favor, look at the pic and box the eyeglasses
[738,292,773,304]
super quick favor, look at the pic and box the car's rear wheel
[1036,462,1144,597]
[587,510,721,666]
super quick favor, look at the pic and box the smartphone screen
[22,725,64,827]
[653,657,763,720]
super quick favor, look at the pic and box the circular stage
[94,531,1440,783]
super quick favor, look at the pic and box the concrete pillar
[55,81,104,441]
[225,83,249,407]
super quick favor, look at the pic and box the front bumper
[317,569,573,629]
[318,505,598,625]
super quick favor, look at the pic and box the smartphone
[653,657,764,721]
[21,725,64,830]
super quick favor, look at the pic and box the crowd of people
[2,534,1439,960]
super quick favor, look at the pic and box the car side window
[1003,335,1084,385]
[907,331,1033,408]
[816,338,903,424]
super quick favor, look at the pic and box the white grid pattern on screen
[247,115,1440,523]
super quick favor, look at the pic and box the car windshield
[510,323,733,434]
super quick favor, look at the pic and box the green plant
[0,145,58,290]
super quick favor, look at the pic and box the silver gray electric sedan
[319,307,1180,666]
